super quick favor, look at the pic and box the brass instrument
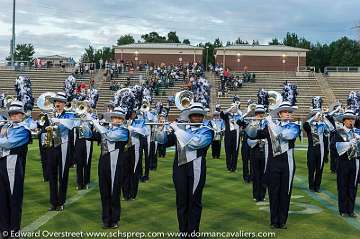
[175,90,194,111]
[268,91,282,111]
[0,95,16,118]
[37,92,56,112]
[37,92,56,148]
[241,103,256,119]
[74,100,90,116]
[140,99,150,112]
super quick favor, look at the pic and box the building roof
[114,43,203,50]
[37,55,70,59]
[215,44,309,52]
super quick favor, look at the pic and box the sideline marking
[22,184,96,232]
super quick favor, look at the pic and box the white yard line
[22,185,95,232]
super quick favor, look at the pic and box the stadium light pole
[237,53,241,72]
[282,54,287,76]
[10,0,16,67]
[134,51,139,69]
[206,45,209,71]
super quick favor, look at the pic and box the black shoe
[110,222,119,229]
[57,205,64,211]
[314,189,320,193]
[279,224,287,229]
[48,206,57,211]
[270,224,279,229]
[340,213,347,217]
[102,223,111,229]
[349,213,357,218]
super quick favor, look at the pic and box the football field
[19,140,360,239]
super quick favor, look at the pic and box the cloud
[0,0,358,61]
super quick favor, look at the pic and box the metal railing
[324,66,360,73]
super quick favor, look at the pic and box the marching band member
[0,101,31,235]
[128,110,148,199]
[74,108,94,190]
[220,98,242,172]
[247,101,300,229]
[331,109,360,217]
[303,97,333,192]
[37,112,52,182]
[211,111,224,159]
[144,108,158,173]
[92,107,129,229]
[242,100,254,183]
[138,110,150,182]
[241,128,252,182]
[156,102,214,235]
[246,104,268,202]
[45,92,75,211]
[156,109,169,159]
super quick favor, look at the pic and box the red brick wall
[215,55,306,71]
[115,53,202,65]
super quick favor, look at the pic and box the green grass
[20,140,360,238]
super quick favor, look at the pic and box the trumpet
[145,122,203,126]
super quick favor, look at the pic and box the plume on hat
[64,74,77,101]
[15,75,34,111]
[347,91,360,115]
[281,81,298,106]
[257,89,269,111]
[190,76,211,108]
[86,87,99,109]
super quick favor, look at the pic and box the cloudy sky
[0,0,359,61]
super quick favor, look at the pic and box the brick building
[214,45,309,71]
[114,43,203,65]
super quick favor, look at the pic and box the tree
[7,43,35,62]
[269,38,281,45]
[81,45,96,63]
[213,38,223,47]
[235,37,248,45]
[167,31,180,43]
[117,34,135,45]
[81,46,114,64]
[183,39,191,45]
[252,40,260,45]
[141,32,167,43]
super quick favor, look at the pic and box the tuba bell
[268,90,282,111]
[37,92,56,112]
[74,100,90,116]
[175,90,194,111]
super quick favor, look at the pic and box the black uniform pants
[250,147,266,201]
[173,157,206,236]
[149,141,158,170]
[75,139,93,189]
[140,137,149,179]
[0,155,25,234]
[122,146,134,200]
[307,146,324,191]
[158,144,166,158]
[268,155,295,226]
[46,144,71,207]
[241,141,251,181]
[211,140,221,159]
[98,152,122,225]
[224,130,238,171]
[337,159,359,214]
[129,145,141,199]
[39,140,48,182]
